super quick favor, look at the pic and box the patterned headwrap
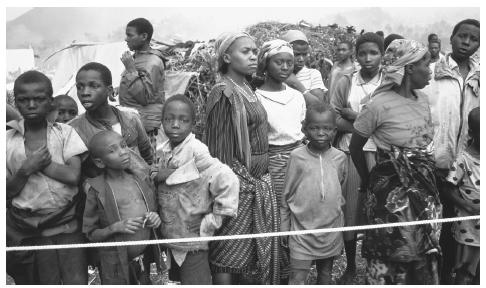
[214,31,253,73]
[374,39,428,94]
[257,39,294,76]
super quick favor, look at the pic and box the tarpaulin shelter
[44,41,199,114]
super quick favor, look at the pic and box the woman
[349,39,442,285]
[204,32,280,284]
[254,39,306,283]
[330,32,383,284]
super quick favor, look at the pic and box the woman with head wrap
[204,32,280,284]
[349,39,442,284]
[254,39,305,283]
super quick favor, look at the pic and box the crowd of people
[6,16,480,285]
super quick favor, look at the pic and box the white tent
[7,48,35,84]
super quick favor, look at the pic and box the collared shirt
[343,71,381,152]
[423,54,480,169]
[119,49,166,131]
[296,66,327,92]
[256,85,306,146]
[6,120,87,213]
[328,62,356,94]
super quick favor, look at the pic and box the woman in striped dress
[204,32,280,284]
[255,39,306,283]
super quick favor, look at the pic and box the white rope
[6,215,480,252]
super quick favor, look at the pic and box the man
[425,19,480,284]
[427,40,445,79]
[428,33,446,56]
[280,30,326,104]
[328,40,356,96]
[429,40,443,64]
[118,18,166,150]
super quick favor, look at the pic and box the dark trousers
[7,232,88,284]
[169,250,212,284]
[437,170,457,284]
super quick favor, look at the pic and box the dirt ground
[7,240,367,285]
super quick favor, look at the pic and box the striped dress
[205,80,280,284]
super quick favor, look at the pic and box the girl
[204,32,280,284]
[255,39,306,283]
[330,32,384,284]
[444,107,480,285]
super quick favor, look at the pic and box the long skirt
[366,253,439,284]
[268,141,302,280]
[342,151,376,241]
[362,147,442,284]
[209,159,280,284]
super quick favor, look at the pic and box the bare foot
[337,269,356,285]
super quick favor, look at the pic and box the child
[6,70,88,284]
[280,30,326,104]
[444,107,480,285]
[328,41,357,96]
[82,130,163,284]
[69,62,154,179]
[281,103,347,285]
[155,94,239,285]
[53,95,79,124]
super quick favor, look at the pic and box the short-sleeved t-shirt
[256,85,306,146]
[446,150,480,246]
[353,90,434,151]
[296,66,327,92]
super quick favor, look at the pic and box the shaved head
[88,130,123,158]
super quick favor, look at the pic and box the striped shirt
[295,66,327,92]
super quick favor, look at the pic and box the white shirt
[296,66,327,92]
[256,85,306,146]
[112,123,122,135]
[337,71,381,152]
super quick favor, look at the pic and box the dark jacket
[69,106,153,178]
[82,172,164,284]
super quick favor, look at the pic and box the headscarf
[280,29,309,44]
[257,39,294,76]
[214,31,253,73]
[374,39,428,94]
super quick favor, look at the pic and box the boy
[280,30,326,104]
[328,41,356,96]
[119,17,166,158]
[82,130,163,284]
[52,95,79,124]
[425,19,480,284]
[6,70,88,284]
[281,103,347,285]
[155,95,239,285]
[444,107,480,284]
[70,62,154,178]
